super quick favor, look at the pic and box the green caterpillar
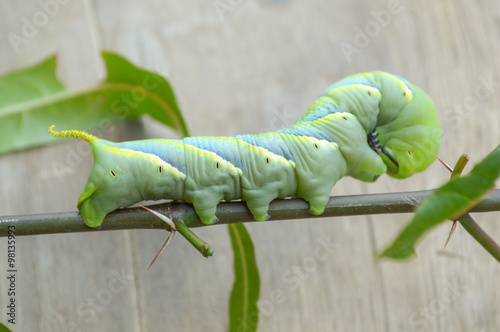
[50,71,440,228]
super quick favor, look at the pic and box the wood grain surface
[0,1,499,331]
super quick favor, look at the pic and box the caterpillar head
[49,126,181,228]
[375,84,440,179]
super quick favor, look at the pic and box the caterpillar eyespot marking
[49,71,440,228]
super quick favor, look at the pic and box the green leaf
[380,145,500,260]
[0,321,12,332]
[228,224,260,332]
[451,154,469,179]
[0,51,188,155]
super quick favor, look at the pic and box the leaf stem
[458,213,500,262]
[173,219,214,257]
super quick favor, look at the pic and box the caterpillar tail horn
[49,125,98,143]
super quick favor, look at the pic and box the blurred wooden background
[1,1,499,331]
